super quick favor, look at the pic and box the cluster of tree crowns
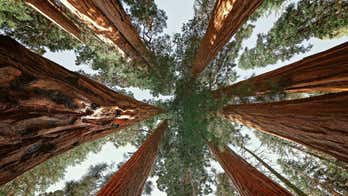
[0,0,347,195]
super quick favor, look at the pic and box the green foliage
[73,29,176,95]
[278,157,348,195]
[143,181,154,195]
[1,0,347,195]
[250,0,287,21]
[215,173,238,196]
[324,25,348,39]
[106,116,162,149]
[239,0,348,69]
[0,0,78,54]
[74,39,145,88]
[42,163,111,196]
[122,0,167,44]
[119,0,177,95]
[172,0,215,79]
[256,132,348,195]
[0,0,175,96]
[155,79,218,195]
[154,78,243,195]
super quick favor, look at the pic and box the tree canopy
[1,0,348,195]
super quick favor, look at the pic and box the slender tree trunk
[274,137,348,170]
[97,121,168,196]
[0,36,162,185]
[223,92,348,163]
[214,42,348,98]
[208,143,291,196]
[58,0,151,67]
[24,0,81,40]
[192,0,263,76]
[243,147,306,196]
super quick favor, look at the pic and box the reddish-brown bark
[58,0,151,66]
[223,92,348,163]
[0,36,162,185]
[192,0,263,76]
[214,42,348,98]
[209,143,291,196]
[24,0,81,39]
[97,121,168,196]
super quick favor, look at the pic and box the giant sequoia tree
[191,0,263,75]
[0,35,161,185]
[98,121,167,195]
[55,0,156,70]
[1,0,348,195]
[223,92,348,163]
[214,41,348,98]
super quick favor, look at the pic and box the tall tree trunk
[223,92,348,163]
[0,36,162,185]
[208,143,291,196]
[97,121,168,196]
[214,42,348,98]
[192,0,263,76]
[24,0,81,40]
[243,147,306,196]
[58,0,152,67]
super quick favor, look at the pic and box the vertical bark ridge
[209,143,291,196]
[213,41,348,98]
[223,92,348,163]
[0,36,162,185]
[97,121,168,196]
[192,0,263,76]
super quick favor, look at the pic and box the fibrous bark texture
[223,92,348,163]
[98,121,168,196]
[0,36,162,185]
[24,0,81,40]
[192,0,263,76]
[209,144,291,196]
[214,42,348,98]
[59,0,151,66]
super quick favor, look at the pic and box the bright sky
[154,0,194,36]
[42,0,348,195]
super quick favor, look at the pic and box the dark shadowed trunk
[209,143,291,196]
[0,36,162,185]
[223,92,348,163]
[213,42,348,98]
[97,121,168,196]
[24,0,81,40]
[192,0,263,76]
